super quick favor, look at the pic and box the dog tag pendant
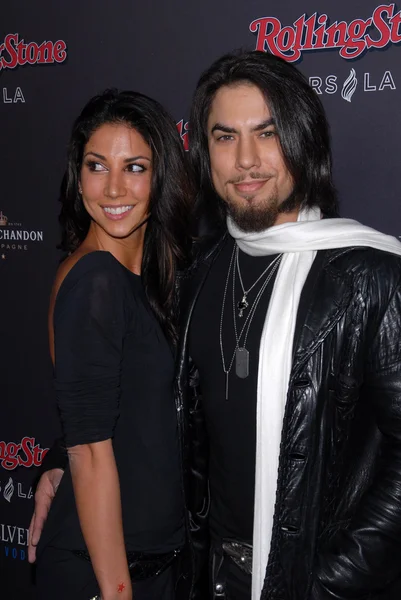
[235,347,249,378]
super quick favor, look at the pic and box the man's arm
[311,274,401,599]
[28,437,67,563]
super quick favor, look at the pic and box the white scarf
[227,206,401,600]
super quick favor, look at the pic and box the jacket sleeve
[188,358,210,600]
[311,275,401,599]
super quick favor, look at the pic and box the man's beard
[224,189,299,233]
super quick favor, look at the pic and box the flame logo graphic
[341,69,358,102]
[4,477,14,502]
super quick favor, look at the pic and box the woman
[35,89,192,600]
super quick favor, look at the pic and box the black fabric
[37,251,185,558]
[37,436,68,475]
[36,546,176,600]
[189,237,278,544]
[177,232,401,600]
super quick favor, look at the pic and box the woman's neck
[82,222,147,275]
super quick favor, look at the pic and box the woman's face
[80,123,152,241]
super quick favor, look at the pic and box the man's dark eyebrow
[211,123,238,134]
[210,118,275,135]
[83,151,151,162]
[251,118,275,132]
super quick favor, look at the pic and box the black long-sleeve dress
[36,251,185,599]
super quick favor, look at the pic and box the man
[30,51,401,600]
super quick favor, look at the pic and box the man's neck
[274,207,300,226]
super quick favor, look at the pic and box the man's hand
[28,468,64,563]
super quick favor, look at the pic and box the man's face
[207,83,296,232]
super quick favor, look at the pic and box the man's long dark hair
[59,89,192,345]
[189,50,338,230]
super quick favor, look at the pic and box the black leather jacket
[176,233,401,600]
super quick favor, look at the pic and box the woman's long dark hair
[189,50,339,230]
[59,89,192,345]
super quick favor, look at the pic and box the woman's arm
[52,255,131,598]
[68,439,131,600]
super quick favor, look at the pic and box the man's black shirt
[189,236,278,543]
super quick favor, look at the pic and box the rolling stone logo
[250,4,401,62]
[1,33,67,105]
[0,33,67,72]
[0,436,49,470]
[176,119,189,151]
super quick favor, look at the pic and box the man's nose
[236,137,261,170]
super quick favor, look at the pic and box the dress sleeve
[54,258,125,447]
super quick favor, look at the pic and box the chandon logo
[250,4,401,62]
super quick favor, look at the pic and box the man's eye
[260,131,275,139]
[217,135,234,142]
[127,164,145,172]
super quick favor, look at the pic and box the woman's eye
[127,163,145,173]
[86,160,105,172]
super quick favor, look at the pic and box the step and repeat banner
[1,1,400,597]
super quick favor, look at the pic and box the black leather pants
[210,540,252,600]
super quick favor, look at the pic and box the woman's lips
[102,205,134,221]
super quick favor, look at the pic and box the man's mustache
[227,172,272,184]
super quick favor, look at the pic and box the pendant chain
[219,243,282,400]
[236,248,282,317]
[232,246,281,350]
[236,246,282,299]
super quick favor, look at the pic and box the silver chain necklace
[236,246,282,317]
[219,243,282,400]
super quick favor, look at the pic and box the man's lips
[233,180,268,194]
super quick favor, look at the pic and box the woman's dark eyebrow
[84,151,107,160]
[83,151,151,162]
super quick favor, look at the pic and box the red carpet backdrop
[1,1,401,597]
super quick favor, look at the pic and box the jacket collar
[292,247,354,373]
